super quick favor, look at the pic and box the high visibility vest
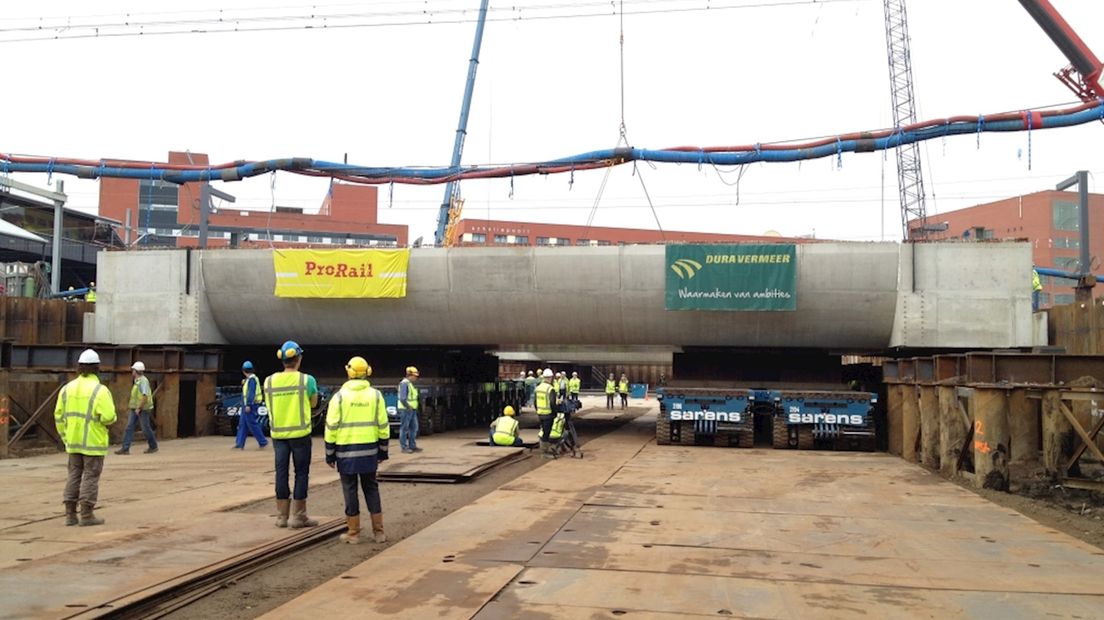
[242,375,262,405]
[491,416,519,446]
[324,380,389,446]
[265,371,313,439]
[558,378,568,394]
[398,378,419,410]
[568,377,581,395]
[1032,270,1042,291]
[552,380,560,395]
[535,382,554,416]
[54,375,118,456]
[539,413,565,440]
[619,380,629,394]
[605,380,616,394]
[129,375,154,411]
[85,290,96,303]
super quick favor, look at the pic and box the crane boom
[883,0,927,240]
[1018,0,1104,101]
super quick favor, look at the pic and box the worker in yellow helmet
[55,349,117,526]
[397,366,421,454]
[264,340,320,529]
[325,356,390,544]
[489,405,524,447]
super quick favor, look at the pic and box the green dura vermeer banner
[665,244,797,311]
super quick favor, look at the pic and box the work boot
[144,447,158,454]
[370,513,386,543]
[288,500,319,529]
[78,503,104,527]
[63,501,78,527]
[275,499,291,528]
[340,515,361,544]
[114,448,130,455]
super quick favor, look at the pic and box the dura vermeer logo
[669,258,703,280]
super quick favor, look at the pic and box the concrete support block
[901,386,920,463]
[938,387,967,479]
[918,386,940,470]
[1042,391,1076,478]
[195,375,217,436]
[887,385,903,456]
[1008,389,1040,467]
[971,388,1010,491]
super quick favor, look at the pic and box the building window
[307,235,324,243]
[597,240,611,246]
[1054,257,1080,271]
[470,233,486,244]
[1052,200,1080,231]
[139,179,179,207]
[1053,236,1080,249]
[1054,294,1075,306]
[515,236,529,245]
[536,237,550,246]
[1037,292,1051,307]
[493,234,508,244]
[576,239,590,246]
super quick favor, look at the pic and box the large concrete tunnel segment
[94,243,1037,350]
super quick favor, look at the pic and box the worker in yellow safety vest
[534,369,558,458]
[489,405,524,447]
[264,340,320,529]
[538,411,566,443]
[54,349,118,526]
[234,361,268,449]
[568,372,581,408]
[398,366,421,453]
[85,282,96,303]
[605,374,616,410]
[619,374,630,410]
[1032,269,1043,312]
[325,356,390,544]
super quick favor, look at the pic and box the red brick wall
[453,218,810,246]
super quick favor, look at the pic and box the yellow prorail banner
[273,249,409,298]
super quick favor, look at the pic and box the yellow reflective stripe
[68,444,108,454]
[80,385,102,451]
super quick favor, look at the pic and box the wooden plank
[886,384,903,456]
[901,385,920,463]
[8,383,63,445]
[919,386,939,470]
[1008,388,1040,466]
[1042,391,1074,477]
[1058,401,1104,465]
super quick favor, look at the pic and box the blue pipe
[1034,266,1104,283]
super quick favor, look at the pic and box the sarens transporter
[657,387,877,450]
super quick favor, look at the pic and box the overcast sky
[2,0,1103,243]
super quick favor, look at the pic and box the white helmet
[78,349,100,365]
[131,361,146,372]
[542,369,554,378]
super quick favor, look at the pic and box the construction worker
[325,356,390,544]
[534,369,558,458]
[523,371,537,408]
[538,411,566,445]
[551,371,561,399]
[1032,269,1043,312]
[489,405,524,447]
[234,361,268,450]
[558,372,569,399]
[605,374,616,410]
[568,371,581,407]
[264,340,320,529]
[116,361,158,455]
[397,366,421,454]
[85,282,96,303]
[55,349,117,526]
[619,374,630,409]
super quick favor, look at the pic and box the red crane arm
[1018,0,1104,101]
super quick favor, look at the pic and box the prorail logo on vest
[303,261,374,278]
[788,413,865,425]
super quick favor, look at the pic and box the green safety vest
[619,380,629,394]
[129,375,154,411]
[242,375,262,405]
[265,371,313,440]
[85,290,96,303]
[54,375,118,456]
[324,380,389,446]
[535,382,554,416]
[605,379,616,394]
[552,380,560,395]
[539,413,565,440]
[398,378,419,410]
[491,416,519,446]
[568,377,581,395]
[1032,270,1042,291]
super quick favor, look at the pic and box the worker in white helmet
[116,361,158,455]
[55,349,117,526]
[533,369,559,458]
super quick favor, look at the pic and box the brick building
[98,151,408,248]
[452,218,809,247]
[909,190,1103,308]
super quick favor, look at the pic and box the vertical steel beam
[51,180,65,294]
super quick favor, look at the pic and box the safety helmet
[406,366,419,376]
[542,369,554,378]
[503,405,516,416]
[346,356,372,379]
[527,371,534,376]
[90,281,96,287]
[78,349,100,365]
[277,340,303,360]
[242,360,254,371]
[131,361,146,372]
[572,371,579,377]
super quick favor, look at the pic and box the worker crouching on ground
[325,356,390,544]
[234,361,268,450]
[55,349,117,526]
[116,361,158,455]
[489,405,524,447]
[534,369,558,458]
[398,366,422,454]
[265,340,320,529]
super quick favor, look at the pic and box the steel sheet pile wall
[885,352,1104,491]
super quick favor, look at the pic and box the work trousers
[235,408,268,448]
[538,413,554,443]
[606,394,614,409]
[64,453,104,506]
[340,472,382,517]
[620,393,628,408]
[489,429,524,446]
[121,409,158,451]
[399,409,419,450]
[274,436,312,500]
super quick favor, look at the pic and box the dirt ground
[167,413,631,619]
